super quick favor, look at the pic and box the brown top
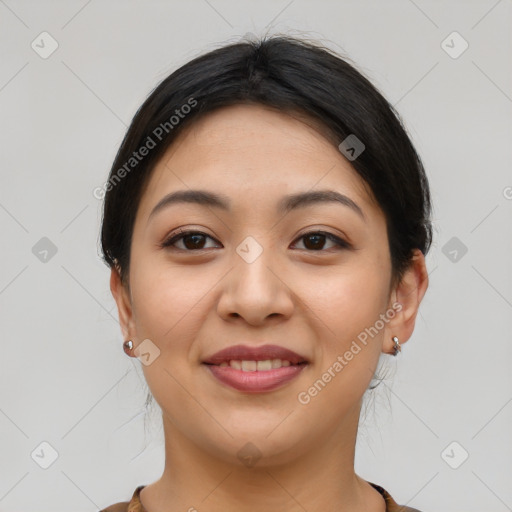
[99,482,423,512]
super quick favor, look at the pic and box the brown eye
[161,229,350,252]
[161,230,220,251]
[293,231,350,251]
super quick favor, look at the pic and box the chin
[199,425,308,468]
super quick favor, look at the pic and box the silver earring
[123,340,133,356]
[392,336,401,356]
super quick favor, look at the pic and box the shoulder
[369,482,424,512]
[99,485,146,512]
[99,502,130,512]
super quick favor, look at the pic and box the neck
[140,403,386,512]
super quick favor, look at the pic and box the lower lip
[204,363,307,392]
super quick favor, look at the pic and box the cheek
[130,248,216,332]
[130,262,211,407]
[299,264,389,344]
[295,271,386,420]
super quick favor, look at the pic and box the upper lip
[202,344,308,365]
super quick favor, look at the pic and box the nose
[216,246,294,326]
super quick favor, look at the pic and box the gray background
[1,1,511,511]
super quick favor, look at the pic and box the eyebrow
[148,189,366,222]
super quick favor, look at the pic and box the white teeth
[241,360,257,371]
[257,360,272,371]
[226,359,295,371]
[230,360,242,370]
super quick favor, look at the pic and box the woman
[99,34,431,512]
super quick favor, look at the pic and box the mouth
[204,359,308,370]
[202,344,309,393]
[202,344,308,366]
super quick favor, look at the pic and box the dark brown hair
[100,34,433,291]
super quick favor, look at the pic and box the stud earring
[123,340,133,356]
[392,336,401,356]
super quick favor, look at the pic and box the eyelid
[293,230,351,251]
[160,227,351,251]
[295,226,351,245]
[160,228,220,249]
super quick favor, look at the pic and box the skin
[111,103,429,512]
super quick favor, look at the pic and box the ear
[383,249,429,354]
[110,268,137,342]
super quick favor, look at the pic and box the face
[112,104,413,466]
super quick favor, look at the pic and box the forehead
[138,103,378,219]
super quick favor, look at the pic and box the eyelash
[160,229,351,252]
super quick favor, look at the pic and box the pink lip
[204,364,307,393]
[202,344,308,393]
[202,344,308,365]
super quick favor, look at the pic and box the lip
[205,364,307,393]
[202,344,309,393]
[202,344,308,365]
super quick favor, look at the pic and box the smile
[203,361,308,392]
